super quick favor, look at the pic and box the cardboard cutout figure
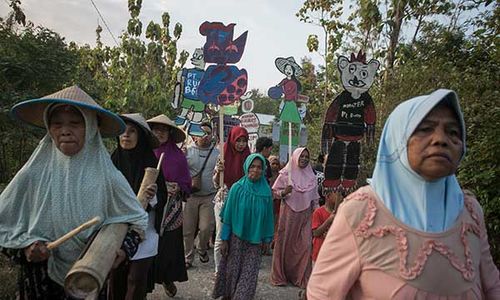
[173,48,207,136]
[198,22,248,106]
[239,92,260,152]
[321,50,380,192]
[197,21,249,188]
[268,57,309,123]
[268,56,309,163]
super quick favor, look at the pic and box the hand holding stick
[46,217,101,250]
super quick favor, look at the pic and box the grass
[0,254,18,299]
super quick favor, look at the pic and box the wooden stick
[288,122,292,185]
[156,153,164,170]
[47,217,101,250]
[219,106,225,188]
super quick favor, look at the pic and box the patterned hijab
[371,89,466,232]
[0,104,147,285]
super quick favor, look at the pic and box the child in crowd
[312,191,342,263]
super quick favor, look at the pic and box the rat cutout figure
[321,50,380,192]
[172,48,207,137]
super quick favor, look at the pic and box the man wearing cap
[183,122,219,268]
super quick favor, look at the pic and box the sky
[0,0,332,91]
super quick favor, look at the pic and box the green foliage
[0,2,188,185]
[0,22,78,182]
[71,4,188,117]
[300,1,500,264]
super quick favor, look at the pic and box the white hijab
[0,104,147,285]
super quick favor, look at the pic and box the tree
[297,0,346,105]
[0,21,79,182]
[73,0,189,117]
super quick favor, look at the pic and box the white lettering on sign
[341,111,362,119]
[342,101,364,109]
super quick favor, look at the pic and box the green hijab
[220,153,274,244]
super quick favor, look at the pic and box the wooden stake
[156,153,164,170]
[46,217,101,250]
[288,122,292,185]
[219,106,225,188]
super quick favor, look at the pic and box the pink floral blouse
[307,186,500,299]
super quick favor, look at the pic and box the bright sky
[0,0,332,91]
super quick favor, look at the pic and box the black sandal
[163,282,177,298]
[198,250,209,263]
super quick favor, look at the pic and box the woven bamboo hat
[120,113,160,148]
[10,85,125,137]
[147,114,186,144]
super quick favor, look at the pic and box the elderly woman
[213,126,251,274]
[307,89,500,299]
[0,86,148,299]
[147,114,190,297]
[212,153,274,300]
[109,113,167,300]
[271,147,320,290]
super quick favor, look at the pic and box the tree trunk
[386,0,407,70]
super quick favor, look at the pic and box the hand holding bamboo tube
[64,153,165,298]
[46,217,101,250]
[136,153,164,208]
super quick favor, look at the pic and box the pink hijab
[272,147,320,212]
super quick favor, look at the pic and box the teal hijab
[221,153,274,244]
[371,89,466,232]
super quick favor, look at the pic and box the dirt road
[147,250,301,300]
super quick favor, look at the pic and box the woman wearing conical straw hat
[0,85,148,299]
[108,113,168,300]
[147,114,190,297]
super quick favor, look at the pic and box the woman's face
[151,124,170,144]
[284,64,294,77]
[407,105,463,181]
[298,149,310,169]
[248,158,263,181]
[234,136,248,152]
[120,123,139,150]
[270,159,281,172]
[48,106,86,156]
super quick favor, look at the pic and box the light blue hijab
[370,89,466,232]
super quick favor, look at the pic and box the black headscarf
[111,122,167,232]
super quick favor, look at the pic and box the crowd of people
[0,85,499,300]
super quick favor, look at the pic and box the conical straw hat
[120,113,160,148]
[275,56,303,77]
[10,85,125,137]
[147,114,186,144]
